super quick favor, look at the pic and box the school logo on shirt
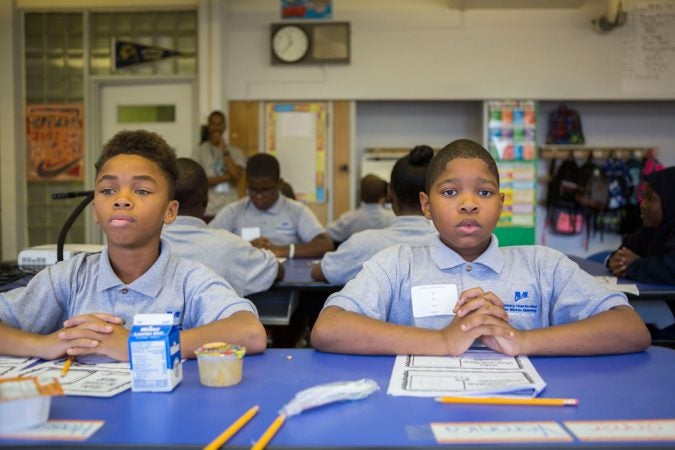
[514,291,529,302]
[504,290,538,314]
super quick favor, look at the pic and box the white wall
[224,0,675,101]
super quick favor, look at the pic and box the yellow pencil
[204,405,260,450]
[250,414,286,450]
[435,396,578,407]
[61,355,74,377]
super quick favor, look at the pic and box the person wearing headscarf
[608,166,675,284]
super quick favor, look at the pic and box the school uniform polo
[209,195,326,246]
[0,239,258,335]
[327,203,395,243]
[192,141,247,216]
[162,216,279,296]
[320,216,437,285]
[324,235,630,330]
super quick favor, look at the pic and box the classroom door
[100,81,196,158]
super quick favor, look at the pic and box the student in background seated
[607,166,675,284]
[162,158,284,296]
[0,130,267,362]
[312,146,437,285]
[210,153,334,259]
[311,139,650,356]
[327,174,394,244]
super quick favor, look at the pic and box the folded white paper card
[411,284,457,318]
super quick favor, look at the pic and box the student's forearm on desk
[294,234,334,259]
[310,262,327,281]
[515,306,651,356]
[311,307,451,355]
[180,311,267,358]
[0,323,65,359]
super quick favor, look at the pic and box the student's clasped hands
[44,313,129,361]
[444,287,519,356]
[608,246,640,278]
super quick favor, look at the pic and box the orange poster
[26,104,84,181]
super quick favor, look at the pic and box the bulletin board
[486,100,537,246]
[265,102,328,203]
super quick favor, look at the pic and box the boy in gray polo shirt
[163,158,283,296]
[326,174,394,244]
[0,130,267,362]
[311,139,651,356]
[210,153,334,259]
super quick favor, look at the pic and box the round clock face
[272,25,309,63]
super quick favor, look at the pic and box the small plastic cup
[194,342,246,387]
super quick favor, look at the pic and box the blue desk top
[3,347,674,448]
[570,255,675,301]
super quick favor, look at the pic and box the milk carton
[128,314,182,392]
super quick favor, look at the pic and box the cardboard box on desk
[128,314,182,392]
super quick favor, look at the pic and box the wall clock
[271,25,310,63]
[271,22,350,65]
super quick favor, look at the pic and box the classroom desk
[274,258,341,291]
[248,258,341,326]
[3,347,674,449]
[569,255,675,302]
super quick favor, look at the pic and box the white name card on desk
[0,420,104,441]
[565,419,675,442]
[431,421,573,444]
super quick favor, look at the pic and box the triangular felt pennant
[114,39,182,69]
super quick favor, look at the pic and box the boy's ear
[419,191,432,220]
[498,192,505,216]
[164,199,179,224]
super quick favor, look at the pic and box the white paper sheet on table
[594,276,639,296]
[17,358,131,397]
[387,349,546,398]
[0,356,39,377]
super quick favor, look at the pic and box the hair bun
[409,145,434,166]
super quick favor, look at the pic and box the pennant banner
[114,40,182,69]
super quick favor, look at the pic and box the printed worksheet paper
[17,359,131,397]
[387,349,546,397]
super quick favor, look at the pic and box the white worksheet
[0,356,38,377]
[387,349,546,397]
[17,359,131,397]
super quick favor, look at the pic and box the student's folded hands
[441,288,515,356]
[57,313,130,362]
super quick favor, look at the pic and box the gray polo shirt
[192,141,247,216]
[327,203,395,242]
[0,239,257,334]
[209,195,326,246]
[321,216,437,285]
[324,235,630,330]
[162,216,278,296]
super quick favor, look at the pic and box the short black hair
[208,110,226,123]
[425,139,500,193]
[390,145,434,209]
[95,130,178,199]
[246,153,280,180]
[175,157,208,212]
[360,174,388,203]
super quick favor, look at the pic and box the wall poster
[26,104,84,181]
